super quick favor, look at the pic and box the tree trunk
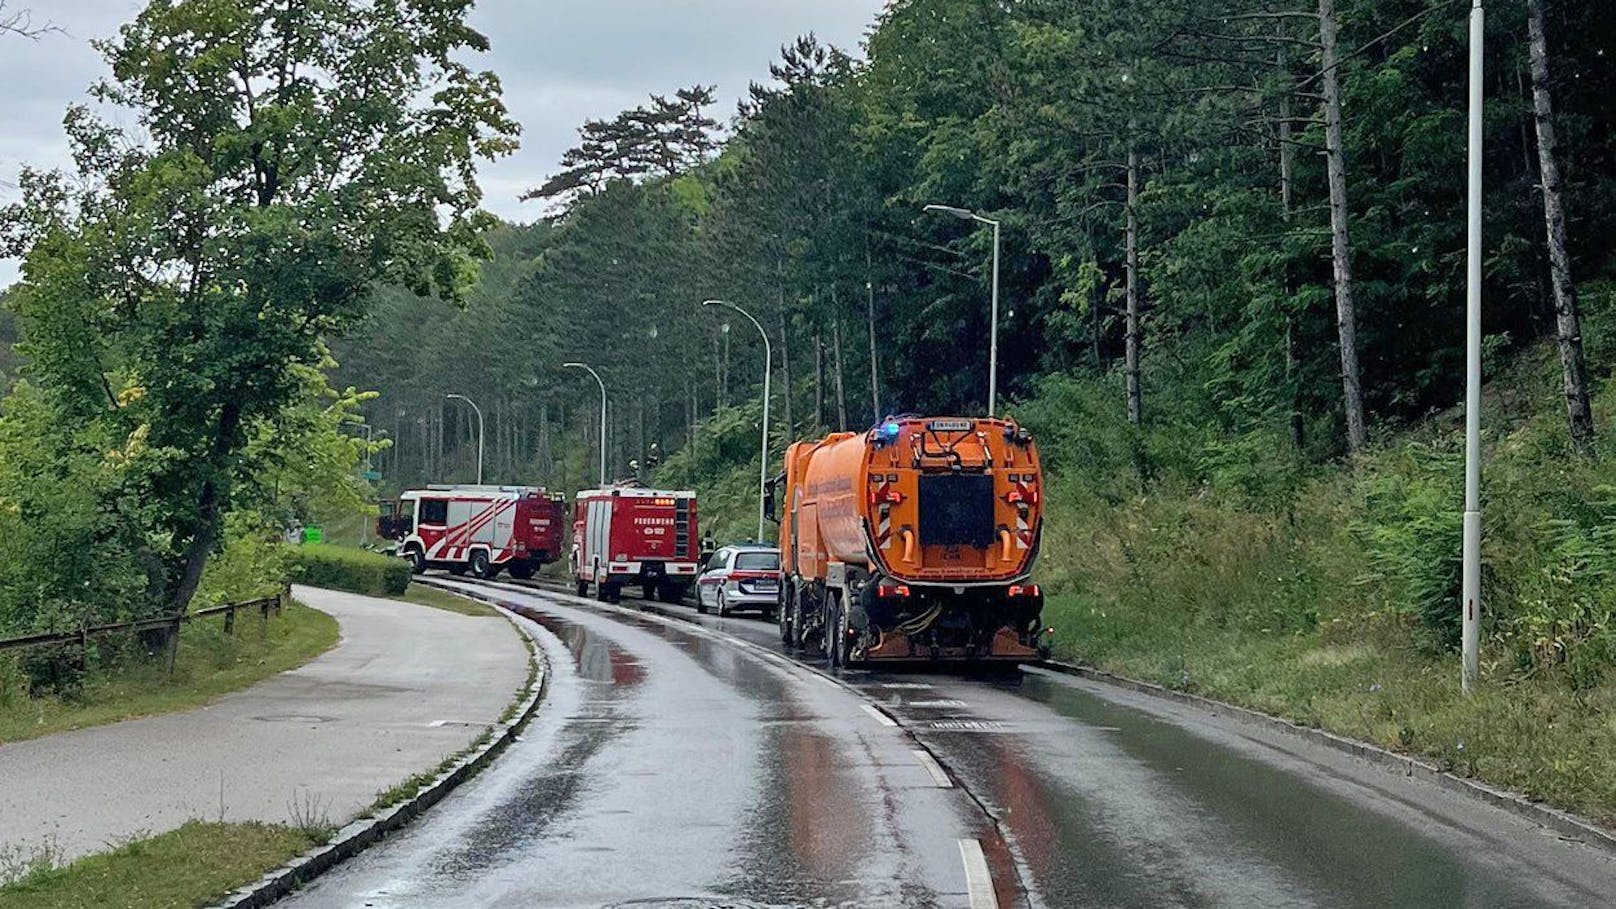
[832,312,849,432]
[1527,0,1595,454]
[866,243,882,423]
[1279,42,1306,452]
[1125,143,1143,427]
[814,328,825,432]
[779,293,794,440]
[168,401,243,614]
[1319,0,1368,453]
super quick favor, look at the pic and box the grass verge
[0,600,339,745]
[0,821,320,908]
[1044,592,1616,829]
[396,584,497,617]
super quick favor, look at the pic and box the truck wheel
[470,550,493,579]
[779,590,794,645]
[405,548,426,575]
[642,583,657,602]
[575,579,589,598]
[825,596,842,668]
[508,561,535,580]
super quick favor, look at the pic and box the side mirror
[763,490,778,524]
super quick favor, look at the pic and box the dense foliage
[0,0,514,646]
[348,0,1613,487]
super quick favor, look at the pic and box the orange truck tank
[770,416,1049,665]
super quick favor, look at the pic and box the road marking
[879,682,933,689]
[908,698,969,709]
[862,704,898,727]
[912,749,953,788]
[958,838,998,909]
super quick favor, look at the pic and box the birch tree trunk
[1125,143,1143,427]
[1527,0,1595,453]
[1319,0,1368,453]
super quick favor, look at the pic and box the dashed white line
[911,749,954,788]
[958,838,998,909]
[861,704,898,727]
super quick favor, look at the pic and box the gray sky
[0,0,884,288]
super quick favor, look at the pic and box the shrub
[290,544,410,597]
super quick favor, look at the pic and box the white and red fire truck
[571,486,700,603]
[378,485,567,580]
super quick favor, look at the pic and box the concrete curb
[213,591,550,909]
[1032,658,1616,857]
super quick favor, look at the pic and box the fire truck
[377,485,567,580]
[571,486,699,603]
[772,416,1049,666]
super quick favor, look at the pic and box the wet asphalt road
[280,579,1616,908]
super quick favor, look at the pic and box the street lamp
[445,394,484,485]
[925,203,1002,416]
[1461,0,1484,693]
[704,299,772,541]
[565,362,608,487]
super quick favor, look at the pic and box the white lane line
[958,838,998,909]
[911,749,954,788]
[861,704,898,727]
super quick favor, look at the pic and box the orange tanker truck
[769,416,1050,666]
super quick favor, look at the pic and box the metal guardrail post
[224,604,236,636]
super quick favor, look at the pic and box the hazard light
[875,583,911,598]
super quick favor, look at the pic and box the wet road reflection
[280,585,992,908]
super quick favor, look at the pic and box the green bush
[290,544,410,597]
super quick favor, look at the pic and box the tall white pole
[564,363,608,487]
[1461,0,1484,693]
[706,301,771,541]
[445,394,484,485]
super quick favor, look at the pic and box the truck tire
[508,561,535,580]
[825,594,842,668]
[575,579,589,598]
[778,589,794,646]
[405,547,426,575]
[470,550,493,579]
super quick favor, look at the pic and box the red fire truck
[571,486,700,603]
[378,485,567,580]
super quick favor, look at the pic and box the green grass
[0,600,339,745]
[395,585,497,617]
[1044,591,1616,827]
[0,821,319,908]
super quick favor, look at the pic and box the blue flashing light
[880,421,902,441]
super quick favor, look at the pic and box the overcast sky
[0,0,884,288]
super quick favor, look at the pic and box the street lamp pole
[705,300,771,541]
[565,363,609,487]
[1461,0,1484,693]
[924,204,1002,416]
[444,394,484,485]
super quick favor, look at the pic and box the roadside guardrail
[0,586,290,671]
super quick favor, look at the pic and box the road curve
[281,580,1020,908]
[281,579,1616,908]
